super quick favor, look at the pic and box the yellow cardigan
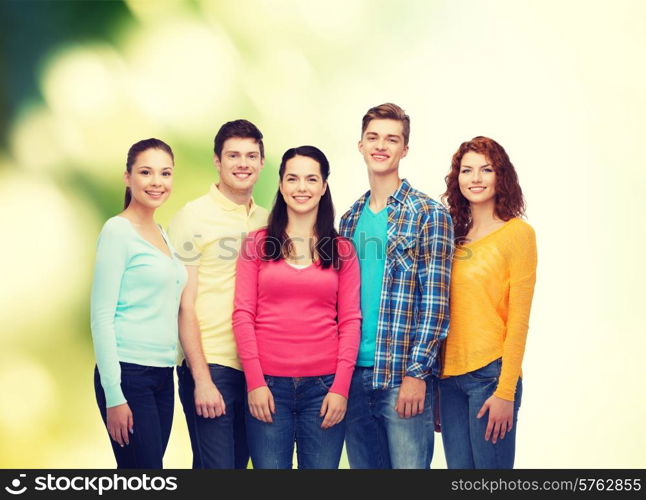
[442,218,537,401]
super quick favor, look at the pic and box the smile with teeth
[372,153,389,161]
[469,186,486,193]
[145,190,165,198]
[293,195,311,203]
[233,172,252,179]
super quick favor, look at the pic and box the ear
[321,180,328,195]
[259,156,265,172]
[213,154,222,173]
[401,144,409,159]
[357,139,363,154]
[123,170,130,188]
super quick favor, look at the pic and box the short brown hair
[361,103,410,145]
[214,119,264,159]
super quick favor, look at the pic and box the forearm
[495,335,527,401]
[495,278,536,400]
[178,306,211,384]
[406,341,441,378]
[231,311,264,391]
[330,316,361,397]
[91,292,124,406]
[406,279,451,377]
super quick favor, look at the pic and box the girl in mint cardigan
[91,139,186,468]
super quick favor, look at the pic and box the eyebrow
[136,165,173,169]
[366,132,401,138]
[366,132,404,139]
[461,163,492,168]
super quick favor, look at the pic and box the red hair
[441,136,525,242]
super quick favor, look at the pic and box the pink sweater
[232,229,361,398]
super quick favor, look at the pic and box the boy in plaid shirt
[340,103,454,468]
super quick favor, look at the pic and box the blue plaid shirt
[340,179,454,389]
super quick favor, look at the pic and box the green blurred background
[1,0,645,468]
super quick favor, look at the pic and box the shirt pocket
[390,235,416,272]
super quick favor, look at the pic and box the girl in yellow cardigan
[440,136,537,469]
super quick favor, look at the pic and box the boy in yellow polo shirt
[168,120,269,469]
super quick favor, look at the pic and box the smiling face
[124,148,174,209]
[458,151,497,207]
[279,155,327,217]
[358,118,409,176]
[215,137,264,195]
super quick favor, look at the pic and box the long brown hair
[442,136,525,242]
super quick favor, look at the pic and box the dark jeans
[94,362,174,469]
[177,361,249,469]
[245,375,346,469]
[439,358,522,469]
[345,367,435,469]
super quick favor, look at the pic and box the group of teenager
[90,103,537,470]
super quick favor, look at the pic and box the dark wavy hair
[264,146,341,270]
[124,138,174,209]
[441,136,525,242]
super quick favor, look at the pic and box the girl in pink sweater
[233,145,361,469]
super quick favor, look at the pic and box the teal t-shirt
[352,199,388,367]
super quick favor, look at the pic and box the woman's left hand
[476,395,514,444]
[319,392,347,429]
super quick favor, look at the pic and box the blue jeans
[94,362,174,469]
[245,375,345,469]
[439,358,522,469]
[344,367,435,469]
[177,361,249,469]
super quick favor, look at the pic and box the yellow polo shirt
[168,184,269,370]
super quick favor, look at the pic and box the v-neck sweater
[232,229,362,398]
[90,216,188,407]
[441,218,537,401]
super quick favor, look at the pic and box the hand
[395,376,426,418]
[194,380,226,418]
[106,403,133,447]
[319,392,347,429]
[476,395,514,444]
[248,386,275,423]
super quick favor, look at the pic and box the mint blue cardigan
[91,216,187,407]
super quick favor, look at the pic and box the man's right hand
[248,386,275,423]
[194,381,226,418]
